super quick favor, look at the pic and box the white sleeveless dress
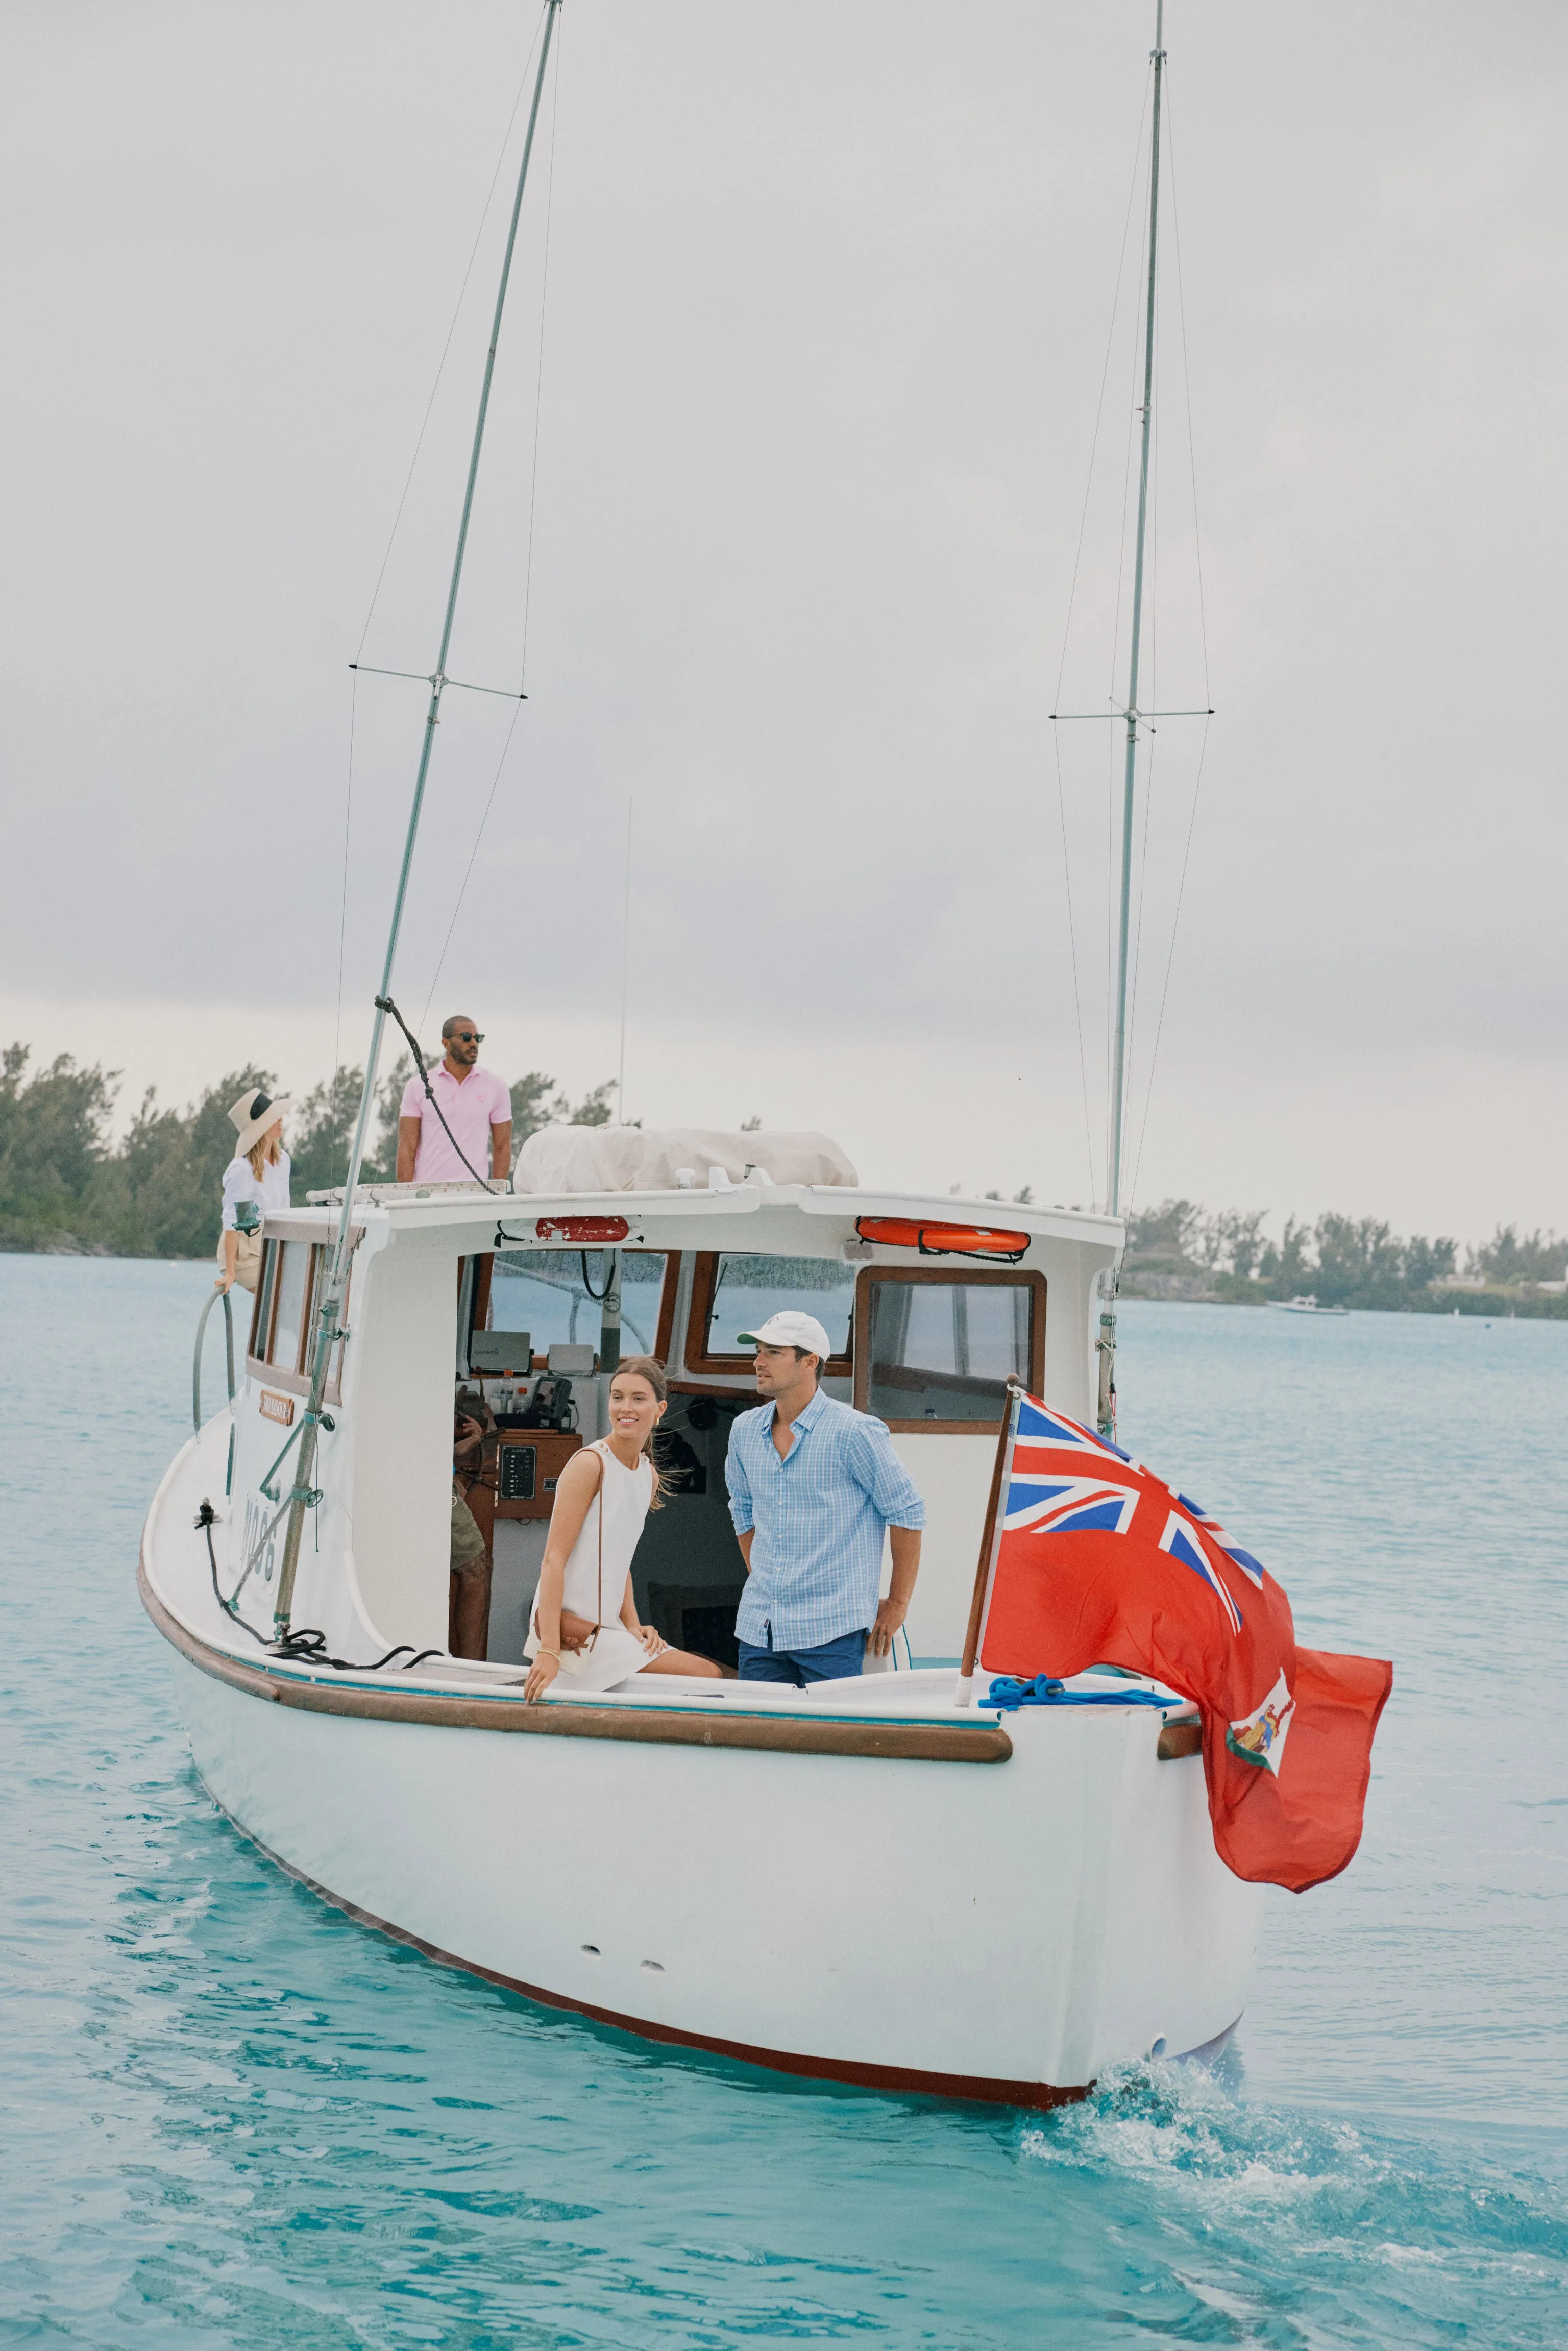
[525,1440,657,1692]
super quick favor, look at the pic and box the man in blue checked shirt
[726,1310,926,1685]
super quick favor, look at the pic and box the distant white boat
[1267,1296,1350,1317]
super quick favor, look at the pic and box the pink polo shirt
[400,1064,511,1183]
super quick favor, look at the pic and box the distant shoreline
[1119,1282,1568,1320]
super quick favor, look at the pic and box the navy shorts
[736,1627,868,1686]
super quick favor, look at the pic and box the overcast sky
[3,1,1564,1241]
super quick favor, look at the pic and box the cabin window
[268,1240,312,1373]
[685,1253,855,1376]
[854,1267,1045,1431]
[249,1240,280,1362]
[487,1248,670,1362]
[245,1233,354,1399]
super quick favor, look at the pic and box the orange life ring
[854,1216,1029,1264]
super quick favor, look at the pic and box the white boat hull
[156,1593,1257,2104]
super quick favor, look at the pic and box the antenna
[617,795,633,1124]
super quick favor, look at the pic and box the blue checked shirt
[727,1389,927,1651]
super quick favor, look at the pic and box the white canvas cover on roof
[516,1125,857,1194]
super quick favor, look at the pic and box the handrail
[193,1286,236,1433]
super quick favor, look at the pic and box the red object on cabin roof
[855,1217,1029,1262]
[533,1215,631,1244]
[977,1393,1392,1894]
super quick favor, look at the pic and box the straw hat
[228,1086,293,1158]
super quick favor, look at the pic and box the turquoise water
[3,1257,1565,2346]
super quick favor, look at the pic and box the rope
[376,994,505,1194]
[196,1502,444,1675]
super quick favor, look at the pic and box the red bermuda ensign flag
[977,1393,1393,1893]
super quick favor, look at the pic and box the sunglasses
[449,1031,484,1045]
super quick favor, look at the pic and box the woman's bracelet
[535,1646,561,1662]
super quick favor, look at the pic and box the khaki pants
[451,1488,487,1573]
[223,1229,262,1293]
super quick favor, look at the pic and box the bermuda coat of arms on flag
[977,1393,1393,1893]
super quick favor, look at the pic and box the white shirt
[220,1150,292,1234]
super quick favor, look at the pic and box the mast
[272,0,561,1637]
[1098,0,1164,1436]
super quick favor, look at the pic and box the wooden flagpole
[953,1384,1022,1707]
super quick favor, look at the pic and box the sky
[3,0,1564,1244]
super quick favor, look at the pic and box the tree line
[1122,1198,1567,1315]
[2,1040,1561,1315]
[0,1043,613,1261]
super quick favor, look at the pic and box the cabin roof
[292,1179,1122,1257]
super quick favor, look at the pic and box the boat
[1267,1296,1351,1317]
[141,0,1262,2107]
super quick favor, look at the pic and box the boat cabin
[226,1139,1121,1671]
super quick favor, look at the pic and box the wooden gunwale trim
[137,1552,1011,1763]
[205,1782,1084,2111]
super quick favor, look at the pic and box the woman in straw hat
[215,1087,293,1294]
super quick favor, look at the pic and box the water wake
[1020,2058,1568,2345]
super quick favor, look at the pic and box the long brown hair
[247,1126,282,1182]
[609,1356,670,1511]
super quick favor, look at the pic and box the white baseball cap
[737,1310,834,1359]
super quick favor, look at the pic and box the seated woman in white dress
[523,1358,725,1701]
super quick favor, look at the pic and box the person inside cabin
[214,1088,292,1294]
[450,1390,495,1660]
[523,1359,727,1701]
[396,1013,512,1186]
[726,1312,926,1685]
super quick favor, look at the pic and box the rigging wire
[1051,63,1152,714]
[336,9,549,1090]
[334,669,359,1083]
[1123,289,1162,1145]
[416,11,566,1039]
[1105,121,1155,1194]
[1049,63,1153,1209]
[516,1,565,693]
[616,794,633,1123]
[1164,74,1212,707]
[1126,69,1214,1215]
[416,696,526,1038]
[354,10,549,667]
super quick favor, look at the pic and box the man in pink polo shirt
[396,1013,512,1185]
